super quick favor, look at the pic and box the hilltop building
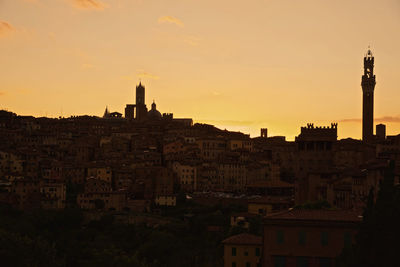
[103,106,122,119]
[123,82,192,125]
[124,82,161,121]
[148,101,162,120]
[124,82,148,120]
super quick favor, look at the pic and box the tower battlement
[301,123,337,131]
[297,123,338,142]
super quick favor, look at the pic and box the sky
[0,0,399,140]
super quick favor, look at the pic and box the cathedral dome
[148,101,162,120]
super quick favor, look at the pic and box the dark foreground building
[262,209,361,267]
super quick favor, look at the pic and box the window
[231,262,236,267]
[246,262,251,267]
[298,231,306,245]
[255,247,260,257]
[276,230,284,244]
[232,247,236,256]
[244,251,248,256]
[344,232,352,248]
[321,232,329,246]
[297,257,309,267]
[273,256,286,267]
[319,258,332,267]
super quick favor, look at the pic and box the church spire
[103,106,110,118]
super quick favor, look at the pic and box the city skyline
[1,0,400,140]
[1,2,399,267]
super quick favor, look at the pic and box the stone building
[295,123,337,175]
[222,233,262,267]
[262,209,361,267]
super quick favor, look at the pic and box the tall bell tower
[135,82,148,120]
[361,49,376,142]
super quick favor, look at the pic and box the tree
[338,161,400,267]
[0,229,65,267]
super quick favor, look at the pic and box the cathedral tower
[361,49,376,142]
[135,82,148,120]
[136,82,145,106]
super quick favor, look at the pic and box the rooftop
[222,233,262,245]
[265,209,362,222]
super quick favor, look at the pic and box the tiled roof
[248,196,292,204]
[231,212,259,218]
[222,233,262,245]
[247,180,294,188]
[265,209,362,222]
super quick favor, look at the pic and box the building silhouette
[148,101,162,120]
[124,82,148,120]
[361,49,376,142]
[260,128,268,138]
[376,123,386,140]
[103,106,122,119]
[124,104,135,120]
[135,82,148,121]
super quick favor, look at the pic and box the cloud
[137,71,160,80]
[376,116,400,123]
[81,63,95,69]
[121,71,160,81]
[184,36,201,46]
[339,118,361,123]
[197,119,259,126]
[71,0,107,10]
[212,91,221,96]
[158,16,184,27]
[339,116,400,123]
[0,21,15,38]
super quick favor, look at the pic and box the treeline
[0,201,258,267]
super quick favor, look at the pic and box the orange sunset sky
[0,0,399,140]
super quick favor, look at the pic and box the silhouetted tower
[361,49,376,142]
[135,82,148,120]
[136,82,145,105]
[260,128,268,138]
[103,106,109,118]
[376,124,386,140]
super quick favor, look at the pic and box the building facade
[262,209,361,267]
[222,233,262,267]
